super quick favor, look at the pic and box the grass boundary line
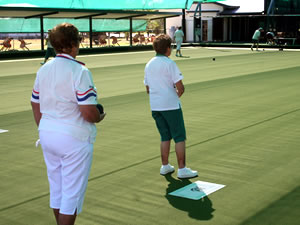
[0,193,49,213]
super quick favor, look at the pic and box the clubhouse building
[165,0,300,45]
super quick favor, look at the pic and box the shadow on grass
[240,186,300,225]
[164,174,214,221]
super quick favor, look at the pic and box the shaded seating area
[0,1,181,52]
[132,33,150,45]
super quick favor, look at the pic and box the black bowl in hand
[96,103,104,114]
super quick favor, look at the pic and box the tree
[147,19,164,35]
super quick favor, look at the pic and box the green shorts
[152,108,186,143]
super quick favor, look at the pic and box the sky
[219,0,264,13]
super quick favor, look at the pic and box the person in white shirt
[144,34,198,179]
[174,26,184,57]
[31,23,105,225]
[251,27,264,51]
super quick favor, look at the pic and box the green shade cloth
[0,0,224,33]
[0,0,224,10]
[0,18,147,33]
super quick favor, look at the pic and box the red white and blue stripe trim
[76,88,97,102]
[32,89,39,100]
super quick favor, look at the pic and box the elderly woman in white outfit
[174,26,184,57]
[31,23,105,225]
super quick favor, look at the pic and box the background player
[174,26,184,57]
[41,30,56,65]
[251,27,264,51]
[144,34,198,179]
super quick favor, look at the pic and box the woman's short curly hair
[49,23,81,54]
[153,34,172,55]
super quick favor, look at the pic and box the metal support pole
[130,17,133,46]
[163,18,166,34]
[267,0,276,15]
[182,9,186,42]
[199,3,202,42]
[40,16,44,50]
[193,17,196,43]
[89,16,93,48]
[194,2,202,43]
[266,0,276,32]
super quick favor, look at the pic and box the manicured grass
[0,48,299,225]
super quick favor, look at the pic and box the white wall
[164,3,225,42]
[163,9,182,39]
[186,18,194,42]
[201,3,224,12]
[207,18,213,41]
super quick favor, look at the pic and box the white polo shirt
[174,29,184,42]
[31,54,98,143]
[144,55,183,111]
[252,30,261,40]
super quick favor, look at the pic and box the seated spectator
[266,32,275,45]
[93,39,99,46]
[99,35,107,47]
[150,35,156,42]
[139,34,146,45]
[133,34,139,45]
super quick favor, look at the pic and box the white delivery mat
[168,181,225,200]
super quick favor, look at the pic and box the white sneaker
[160,164,175,175]
[177,167,198,179]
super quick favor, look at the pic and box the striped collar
[56,54,85,66]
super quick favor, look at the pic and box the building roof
[0,7,181,21]
[216,0,264,15]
